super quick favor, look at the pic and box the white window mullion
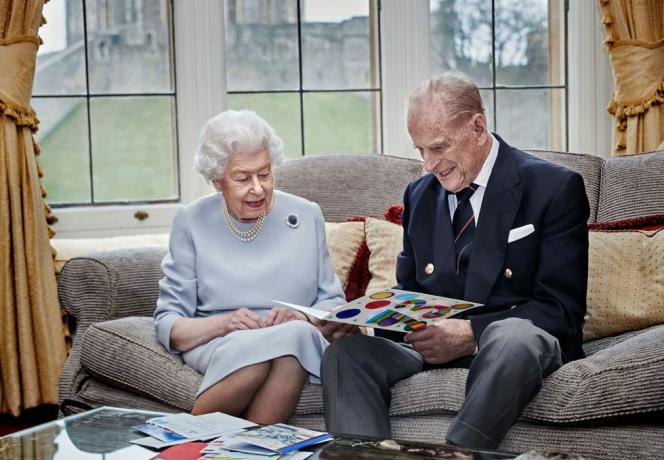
[567,0,614,158]
[380,0,430,158]
[175,0,227,203]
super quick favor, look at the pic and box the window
[39,1,605,237]
[430,0,567,150]
[224,0,382,157]
[33,0,178,207]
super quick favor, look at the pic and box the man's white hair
[406,71,485,127]
[194,110,284,183]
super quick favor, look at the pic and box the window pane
[35,0,86,95]
[495,88,565,150]
[495,0,563,86]
[302,0,377,90]
[227,93,303,158]
[430,0,493,87]
[32,97,91,204]
[90,96,177,202]
[480,89,494,132]
[224,0,299,91]
[86,0,174,94]
[303,91,379,154]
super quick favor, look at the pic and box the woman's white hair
[194,110,284,183]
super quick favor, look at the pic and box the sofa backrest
[597,150,664,221]
[527,150,604,223]
[274,154,424,222]
[275,151,609,223]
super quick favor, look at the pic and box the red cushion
[384,204,404,225]
[588,214,664,233]
[343,217,372,301]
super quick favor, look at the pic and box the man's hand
[265,306,309,326]
[318,320,362,342]
[221,308,267,334]
[405,319,476,365]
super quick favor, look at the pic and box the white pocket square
[508,224,535,243]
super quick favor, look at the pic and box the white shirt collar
[472,133,499,188]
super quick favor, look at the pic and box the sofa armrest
[58,247,167,334]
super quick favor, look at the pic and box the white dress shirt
[447,133,500,224]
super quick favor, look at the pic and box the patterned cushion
[364,217,403,293]
[584,228,664,340]
[324,221,365,291]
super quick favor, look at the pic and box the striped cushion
[597,150,664,221]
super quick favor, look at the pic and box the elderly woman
[154,110,348,424]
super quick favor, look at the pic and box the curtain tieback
[607,41,664,118]
[0,40,39,109]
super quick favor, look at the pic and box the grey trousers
[321,317,562,449]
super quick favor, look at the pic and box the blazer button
[504,268,513,279]
[425,263,435,275]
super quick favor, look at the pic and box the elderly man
[321,72,589,449]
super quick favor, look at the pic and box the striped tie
[452,183,478,281]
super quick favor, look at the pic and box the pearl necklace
[221,198,266,242]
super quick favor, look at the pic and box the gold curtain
[0,0,66,416]
[598,0,664,156]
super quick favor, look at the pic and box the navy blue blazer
[394,136,589,362]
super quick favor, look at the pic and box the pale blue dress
[154,190,346,396]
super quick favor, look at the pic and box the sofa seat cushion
[523,324,664,423]
[79,317,201,411]
[391,325,664,423]
[78,316,330,414]
[80,318,664,424]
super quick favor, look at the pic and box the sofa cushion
[588,213,664,232]
[389,325,664,424]
[78,316,330,414]
[79,317,201,411]
[527,150,604,223]
[364,217,402,293]
[324,221,365,293]
[597,150,664,222]
[80,318,664,424]
[523,324,664,423]
[584,228,664,340]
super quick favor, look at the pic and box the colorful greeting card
[274,289,483,332]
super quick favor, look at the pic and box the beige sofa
[57,151,664,459]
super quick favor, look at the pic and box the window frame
[52,0,225,237]
[51,0,613,238]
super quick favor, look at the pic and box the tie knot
[455,183,478,202]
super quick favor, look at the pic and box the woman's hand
[265,306,310,326]
[221,308,267,334]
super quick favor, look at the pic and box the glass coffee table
[308,436,518,459]
[0,406,167,459]
[2,406,546,459]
